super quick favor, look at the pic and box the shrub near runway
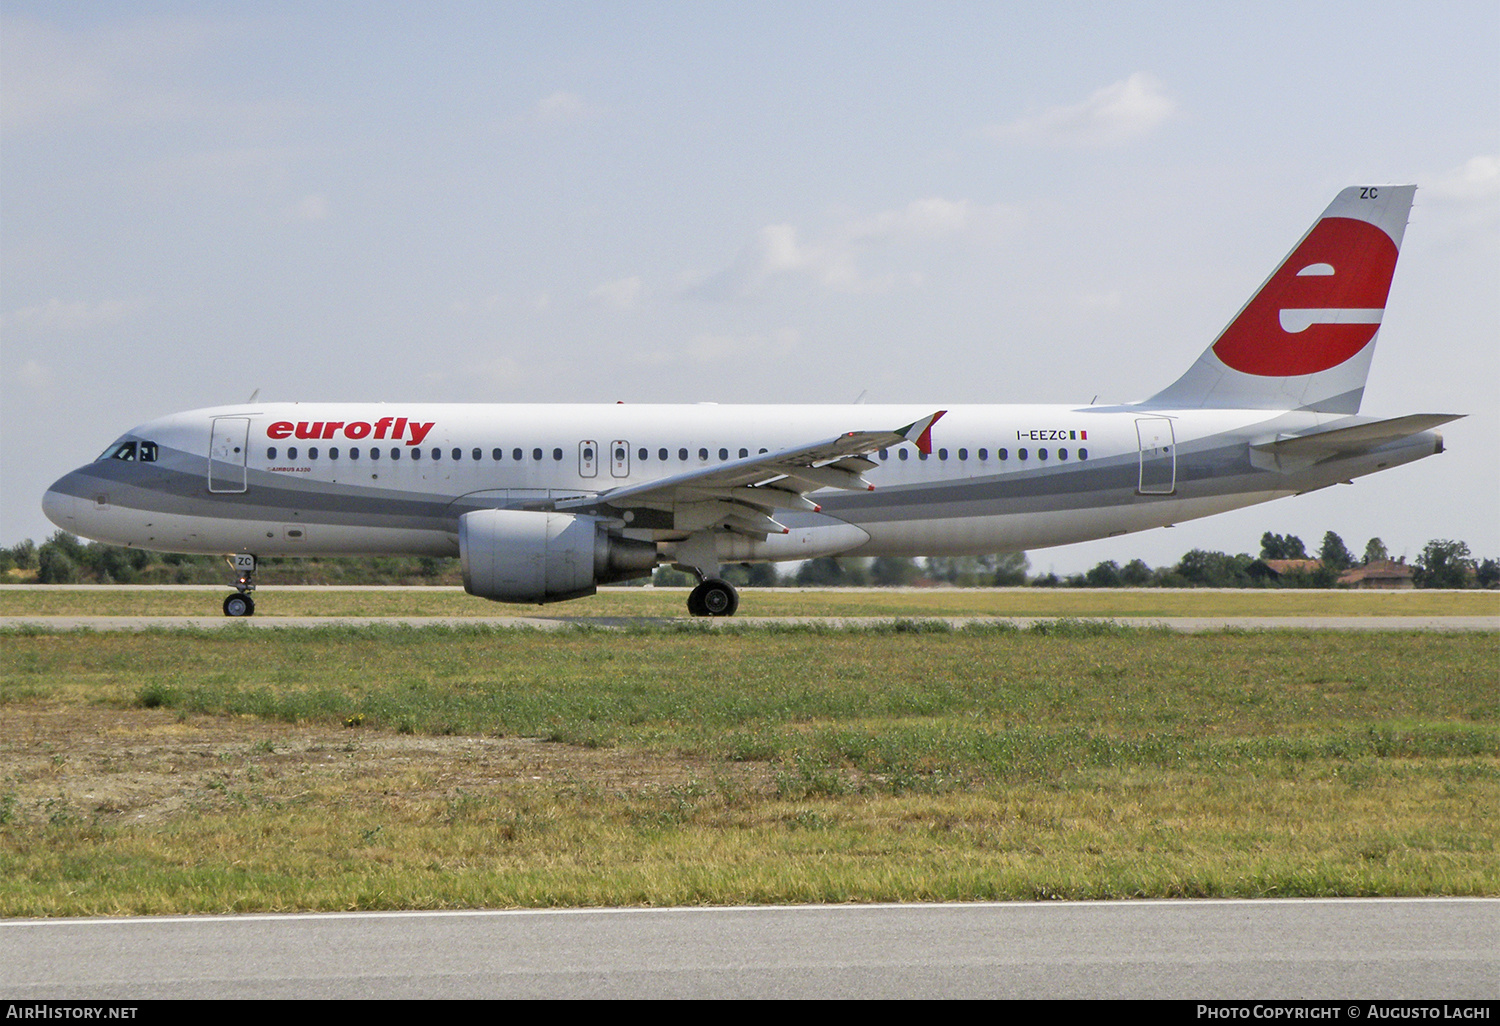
[0,622,1495,914]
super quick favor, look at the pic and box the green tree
[9,539,37,570]
[36,546,79,583]
[869,557,918,586]
[1318,531,1355,573]
[1120,558,1152,586]
[720,563,780,587]
[992,551,1030,586]
[1477,559,1499,589]
[795,556,868,586]
[1084,560,1122,587]
[1177,549,1254,587]
[1412,539,1474,589]
[1363,537,1389,564]
[1260,532,1307,560]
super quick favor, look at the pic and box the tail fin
[1143,185,1415,413]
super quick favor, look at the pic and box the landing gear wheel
[223,593,255,617]
[688,579,739,617]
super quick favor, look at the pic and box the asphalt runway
[2,614,1496,631]
[3,899,1495,999]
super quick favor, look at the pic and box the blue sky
[3,1,1496,572]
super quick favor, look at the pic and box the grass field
[2,584,1497,619]
[1,608,1495,916]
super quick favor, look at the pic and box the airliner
[43,185,1459,616]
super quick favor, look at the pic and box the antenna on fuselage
[853,390,868,405]
[246,388,261,403]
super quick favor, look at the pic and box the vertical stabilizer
[1143,185,1415,413]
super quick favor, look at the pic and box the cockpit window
[98,440,158,463]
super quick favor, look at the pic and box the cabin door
[1135,417,1176,495]
[208,417,250,493]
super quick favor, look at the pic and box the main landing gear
[223,553,257,617]
[672,532,739,617]
[686,578,739,617]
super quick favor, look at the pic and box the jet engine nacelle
[459,508,658,603]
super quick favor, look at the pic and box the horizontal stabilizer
[1251,414,1462,459]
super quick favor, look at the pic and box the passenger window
[1018,448,1028,461]
[1079,448,1089,460]
[411,448,421,461]
[391,448,401,460]
[431,448,441,460]
[899,450,909,461]
[637,447,647,461]
[938,448,948,460]
[718,447,728,461]
[370,448,380,461]
[879,449,888,460]
[471,448,480,461]
[514,448,523,461]
[492,448,502,461]
[308,447,319,460]
[998,448,1008,461]
[532,448,543,461]
[288,447,298,460]
[698,447,708,461]
[679,448,688,461]
[658,448,668,461]
[958,448,968,461]
[267,447,277,460]
[1038,448,1047,460]
[978,448,988,460]
[349,447,360,461]
[552,448,562,461]
[739,448,748,459]
[919,452,929,460]
[329,447,340,460]
[1058,448,1067,460]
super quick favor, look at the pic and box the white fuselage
[42,401,1442,565]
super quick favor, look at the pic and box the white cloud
[295,194,330,221]
[1425,155,1500,203]
[847,197,974,242]
[4,298,149,332]
[681,328,801,364]
[0,14,223,134]
[689,197,1017,299]
[589,276,643,310]
[532,91,605,124]
[15,359,51,391]
[1417,156,1500,247]
[984,73,1177,147]
[473,356,528,390]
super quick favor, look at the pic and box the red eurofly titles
[266,418,437,446]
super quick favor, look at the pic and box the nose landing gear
[223,553,257,617]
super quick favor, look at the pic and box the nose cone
[42,475,81,532]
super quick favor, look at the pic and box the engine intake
[459,509,657,603]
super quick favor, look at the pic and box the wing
[555,410,946,537]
